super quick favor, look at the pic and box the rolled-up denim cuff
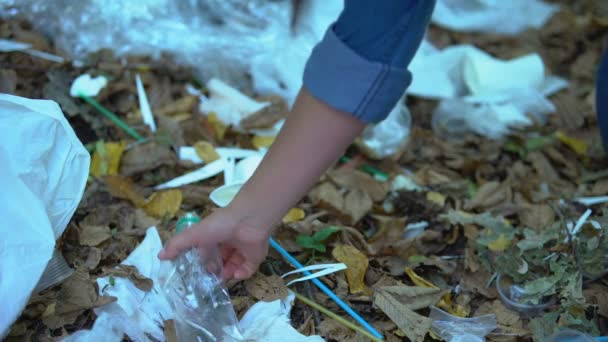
[303,27,411,124]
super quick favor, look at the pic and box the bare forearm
[229,87,365,229]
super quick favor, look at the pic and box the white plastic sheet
[0,94,89,337]
[408,43,568,139]
[432,0,559,35]
[68,227,325,342]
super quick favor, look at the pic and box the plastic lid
[546,329,595,342]
[175,212,201,234]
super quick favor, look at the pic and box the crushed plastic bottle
[162,212,244,342]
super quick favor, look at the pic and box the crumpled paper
[0,94,90,338]
[408,43,568,139]
[67,227,324,342]
[432,0,559,35]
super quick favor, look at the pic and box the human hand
[157,207,271,281]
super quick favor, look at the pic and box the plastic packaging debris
[496,273,554,315]
[92,227,175,342]
[0,38,65,62]
[69,74,108,97]
[430,306,497,342]
[432,0,559,35]
[62,311,127,342]
[404,221,429,239]
[201,78,269,128]
[357,94,412,159]
[240,291,325,342]
[281,263,347,286]
[179,146,260,164]
[391,173,422,192]
[33,249,74,293]
[135,74,156,132]
[408,43,568,139]
[575,196,608,206]
[155,158,228,190]
[162,213,243,341]
[546,329,596,342]
[0,94,89,338]
[210,183,243,208]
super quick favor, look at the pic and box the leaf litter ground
[3,0,608,341]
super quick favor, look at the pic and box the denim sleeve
[303,1,436,123]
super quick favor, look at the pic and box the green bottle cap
[175,213,201,234]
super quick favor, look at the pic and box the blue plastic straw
[268,237,384,340]
[596,337,608,342]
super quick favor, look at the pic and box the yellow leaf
[445,227,459,245]
[208,112,227,141]
[405,268,468,317]
[104,175,146,207]
[143,189,183,219]
[426,191,446,206]
[556,131,588,156]
[90,141,126,178]
[332,245,370,295]
[487,233,512,252]
[405,268,438,289]
[193,141,220,163]
[282,208,305,224]
[252,135,276,149]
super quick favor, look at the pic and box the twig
[303,281,321,328]
[292,291,383,342]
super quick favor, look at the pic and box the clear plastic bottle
[163,212,243,342]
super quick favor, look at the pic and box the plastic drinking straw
[268,237,384,340]
[78,93,145,141]
[293,291,382,342]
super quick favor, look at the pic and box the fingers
[158,227,200,260]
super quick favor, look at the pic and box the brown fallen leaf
[465,181,511,211]
[134,208,161,230]
[0,69,17,93]
[193,141,220,163]
[328,168,389,202]
[584,284,608,318]
[308,182,343,212]
[78,224,112,247]
[157,113,187,148]
[104,175,146,207]
[164,320,178,342]
[120,142,176,176]
[207,112,228,141]
[342,189,373,224]
[373,287,433,342]
[317,318,361,342]
[157,95,198,116]
[47,272,116,329]
[143,189,183,219]
[82,247,102,270]
[104,264,153,292]
[518,203,554,230]
[244,273,288,302]
[332,245,370,295]
[240,96,287,130]
[376,286,444,310]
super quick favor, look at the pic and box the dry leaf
[54,272,116,317]
[240,96,287,130]
[78,224,112,246]
[309,182,343,211]
[83,247,102,270]
[157,96,198,116]
[120,142,176,176]
[104,264,153,292]
[465,181,510,210]
[252,135,276,149]
[584,284,608,318]
[134,209,161,230]
[0,69,17,94]
[193,141,220,163]
[376,286,443,310]
[519,204,554,230]
[282,208,305,224]
[164,320,178,342]
[90,141,126,178]
[328,168,389,202]
[244,273,288,302]
[332,245,370,294]
[343,189,373,224]
[143,189,183,219]
[374,288,432,342]
[426,191,446,206]
[104,175,146,207]
[207,112,227,141]
[556,131,588,156]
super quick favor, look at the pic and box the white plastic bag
[0,94,90,337]
[432,0,559,35]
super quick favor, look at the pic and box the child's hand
[158,207,270,281]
